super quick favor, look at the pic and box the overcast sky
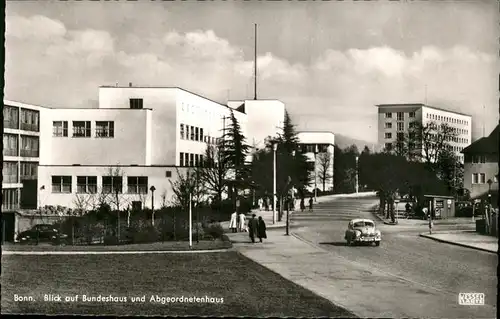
[5,0,498,143]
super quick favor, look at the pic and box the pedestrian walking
[238,212,247,232]
[309,196,314,212]
[264,197,269,211]
[257,216,267,243]
[300,197,305,212]
[248,214,259,243]
[258,198,263,211]
[229,211,238,233]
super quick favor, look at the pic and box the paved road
[291,196,497,318]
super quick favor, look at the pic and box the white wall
[37,165,196,209]
[40,108,151,166]
[240,100,285,150]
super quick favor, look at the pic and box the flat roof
[3,99,53,109]
[99,86,247,114]
[375,103,471,117]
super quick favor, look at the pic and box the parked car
[17,224,69,245]
[344,218,381,246]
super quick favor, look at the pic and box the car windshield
[353,221,374,228]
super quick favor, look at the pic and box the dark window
[73,121,91,137]
[20,108,39,132]
[189,153,194,167]
[409,111,415,118]
[127,176,148,194]
[180,152,184,166]
[397,132,405,141]
[166,170,172,178]
[52,176,72,193]
[77,176,97,193]
[3,134,18,156]
[200,155,204,167]
[195,154,199,167]
[4,105,19,129]
[180,124,185,139]
[20,162,38,181]
[2,161,19,183]
[96,121,114,138]
[53,121,68,137]
[385,133,392,139]
[20,135,39,157]
[397,112,404,121]
[190,126,195,140]
[102,176,123,193]
[184,153,189,167]
[130,98,143,109]
[195,127,199,141]
[385,112,392,119]
[200,128,204,142]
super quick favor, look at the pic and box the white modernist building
[376,103,472,163]
[26,85,286,210]
[297,131,335,193]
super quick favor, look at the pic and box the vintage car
[344,218,381,246]
[17,224,68,245]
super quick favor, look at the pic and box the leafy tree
[222,109,251,197]
[333,144,359,194]
[406,120,457,164]
[317,152,333,192]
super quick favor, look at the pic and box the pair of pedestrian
[229,211,247,233]
[247,214,267,243]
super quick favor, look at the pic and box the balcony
[20,123,39,132]
[3,148,18,157]
[4,120,19,130]
[20,149,39,158]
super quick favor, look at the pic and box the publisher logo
[458,293,485,305]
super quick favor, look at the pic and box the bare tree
[196,143,229,203]
[317,152,333,192]
[170,168,206,211]
[406,121,457,164]
[101,166,131,211]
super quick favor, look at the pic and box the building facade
[296,131,335,192]
[3,101,47,212]
[23,86,285,211]
[376,103,472,163]
[462,125,498,206]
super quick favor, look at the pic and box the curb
[1,247,234,255]
[418,233,497,254]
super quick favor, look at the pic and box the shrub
[204,222,224,240]
[103,235,119,245]
[129,225,160,244]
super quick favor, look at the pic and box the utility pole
[254,23,257,100]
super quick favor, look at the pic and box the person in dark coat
[309,197,314,211]
[248,214,259,243]
[300,197,305,212]
[257,216,267,243]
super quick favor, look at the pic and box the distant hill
[334,134,376,152]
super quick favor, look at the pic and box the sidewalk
[225,229,491,319]
[419,230,498,253]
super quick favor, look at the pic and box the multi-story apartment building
[3,101,47,212]
[33,85,285,210]
[297,131,335,193]
[376,103,472,163]
[462,125,498,206]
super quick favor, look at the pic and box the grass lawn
[1,251,356,317]
[2,239,231,252]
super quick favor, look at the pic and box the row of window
[179,123,222,145]
[471,155,487,164]
[451,127,468,135]
[3,134,40,157]
[426,113,468,126]
[300,144,330,153]
[3,105,40,132]
[384,111,415,121]
[471,173,497,184]
[51,175,151,194]
[2,161,40,183]
[444,136,468,144]
[53,121,114,138]
[179,152,204,167]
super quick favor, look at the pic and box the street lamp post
[486,179,492,234]
[314,145,318,203]
[150,186,156,226]
[286,150,296,236]
[272,143,278,224]
[355,156,359,194]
